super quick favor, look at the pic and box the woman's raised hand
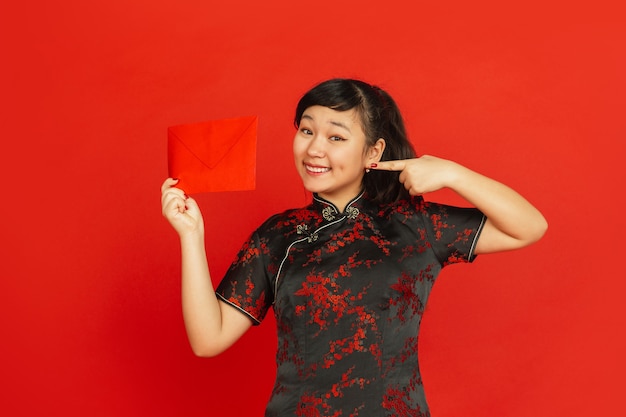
[372,155,460,196]
[161,178,204,237]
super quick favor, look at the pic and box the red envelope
[168,116,257,194]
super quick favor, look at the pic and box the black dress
[216,192,485,416]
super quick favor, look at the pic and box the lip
[304,163,331,175]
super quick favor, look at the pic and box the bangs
[294,79,366,127]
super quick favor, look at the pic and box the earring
[365,168,371,173]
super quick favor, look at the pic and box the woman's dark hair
[294,78,416,205]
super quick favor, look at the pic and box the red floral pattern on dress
[216,194,484,416]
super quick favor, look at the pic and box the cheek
[292,135,303,157]
[347,146,369,165]
[331,150,362,172]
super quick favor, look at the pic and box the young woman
[161,78,547,416]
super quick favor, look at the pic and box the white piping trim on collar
[312,191,365,215]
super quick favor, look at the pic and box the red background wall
[1,1,624,416]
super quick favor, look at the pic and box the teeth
[306,165,330,173]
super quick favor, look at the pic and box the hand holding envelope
[168,116,257,194]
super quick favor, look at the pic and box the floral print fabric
[216,192,485,416]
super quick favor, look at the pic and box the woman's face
[293,105,382,209]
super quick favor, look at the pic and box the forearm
[162,179,251,355]
[179,232,224,355]
[373,156,547,252]
[448,162,548,251]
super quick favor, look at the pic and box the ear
[366,138,386,166]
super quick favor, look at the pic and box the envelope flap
[168,116,257,169]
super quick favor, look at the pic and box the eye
[300,128,313,135]
[329,135,346,142]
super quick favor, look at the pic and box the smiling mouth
[305,164,331,174]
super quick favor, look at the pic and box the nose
[306,134,326,158]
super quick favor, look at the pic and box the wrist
[442,160,466,189]
[179,229,205,247]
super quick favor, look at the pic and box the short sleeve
[215,231,274,325]
[421,202,486,266]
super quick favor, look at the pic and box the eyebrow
[301,114,352,134]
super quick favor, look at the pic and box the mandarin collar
[312,192,367,222]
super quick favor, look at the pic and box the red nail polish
[370,163,378,168]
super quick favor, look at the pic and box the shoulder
[373,195,427,221]
[254,204,319,237]
[373,196,481,229]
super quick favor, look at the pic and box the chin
[302,185,325,195]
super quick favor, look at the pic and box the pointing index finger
[371,160,406,171]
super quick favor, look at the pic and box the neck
[315,191,364,213]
